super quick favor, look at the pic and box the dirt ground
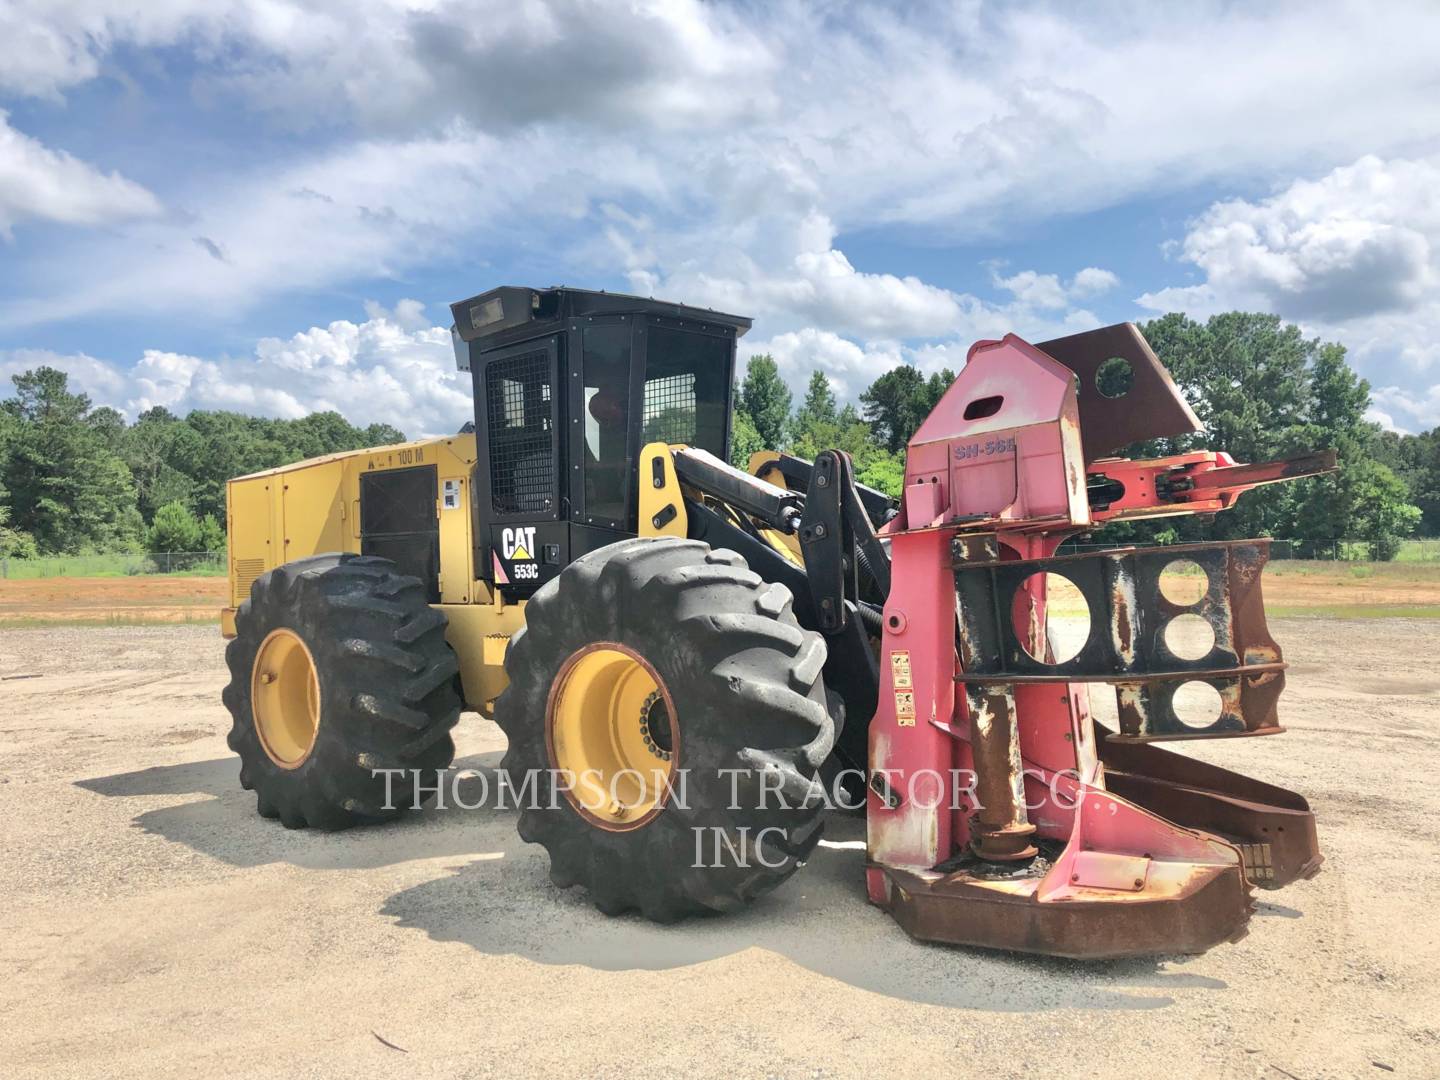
[0,575,227,625]
[0,619,1437,1079]
[1260,561,1440,614]
[2,560,1440,627]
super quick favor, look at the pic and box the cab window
[642,326,728,457]
[581,324,632,524]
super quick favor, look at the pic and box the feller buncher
[220,285,1336,958]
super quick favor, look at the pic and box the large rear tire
[222,554,461,830]
[495,537,835,921]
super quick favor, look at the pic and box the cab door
[473,333,567,595]
[567,315,641,561]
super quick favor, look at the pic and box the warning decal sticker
[894,690,916,727]
[889,650,912,689]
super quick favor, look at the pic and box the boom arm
[667,445,896,636]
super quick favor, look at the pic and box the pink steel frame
[862,333,1308,950]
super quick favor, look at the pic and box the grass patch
[1268,604,1440,619]
[0,612,218,630]
[1266,559,1440,582]
[1,553,225,579]
[1392,540,1440,563]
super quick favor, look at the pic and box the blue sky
[2,1,1439,437]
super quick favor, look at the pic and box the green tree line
[0,368,403,558]
[732,312,1435,560]
[0,311,1434,560]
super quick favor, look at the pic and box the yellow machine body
[223,435,686,715]
[223,433,523,714]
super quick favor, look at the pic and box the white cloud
[0,305,471,437]
[0,0,776,129]
[744,275,1110,404]
[0,110,160,235]
[1364,406,1400,432]
[3,293,1101,441]
[1,264,1114,440]
[5,1,1440,334]
[363,297,431,331]
[1139,155,1439,323]
[1368,385,1440,435]
[1138,153,1440,421]
[2,128,512,325]
[994,271,1067,310]
[637,210,970,343]
[4,2,1440,435]
[0,347,130,400]
[1069,267,1119,298]
[993,266,1118,310]
[126,349,202,411]
[744,329,904,403]
[0,1,111,99]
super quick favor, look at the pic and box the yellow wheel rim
[251,628,321,769]
[546,642,678,831]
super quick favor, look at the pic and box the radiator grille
[233,558,266,605]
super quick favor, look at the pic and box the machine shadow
[378,811,1228,1013]
[74,751,518,872]
[76,752,1227,1010]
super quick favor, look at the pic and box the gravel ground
[0,620,1437,1079]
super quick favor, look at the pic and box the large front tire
[495,537,835,921]
[222,554,461,830]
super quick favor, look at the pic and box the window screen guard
[642,373,697,444]
[642,325,729,457]
[485,347,555,515]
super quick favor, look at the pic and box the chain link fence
[2,540,1439,579]
[0,552,226,579]
[1061,538,1440,562]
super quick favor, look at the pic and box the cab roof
[449,285,752,344]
